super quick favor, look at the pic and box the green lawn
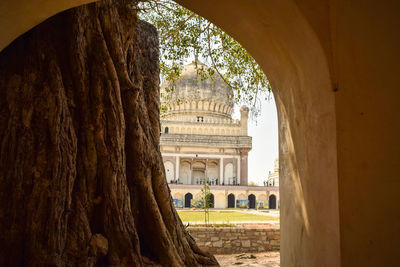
[177,211,279,222]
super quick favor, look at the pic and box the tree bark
[0,0,218,266]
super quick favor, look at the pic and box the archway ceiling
[0,0,335,89]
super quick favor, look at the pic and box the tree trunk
[0,0,218,266]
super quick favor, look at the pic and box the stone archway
[1,1,400,266]
[269,194,277,209]
[209,194,214,208]
[227,193,235,208]
[248,194,256,209]
[184,193,193,208]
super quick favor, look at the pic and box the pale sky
[233,96,279,185]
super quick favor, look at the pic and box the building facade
[160,61,279,209]
[266,158,279,187]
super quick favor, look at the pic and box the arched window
[164,127,169,133]
[209,194,214,208]
[269,194,277,209]
[185,193,193,208]
[248,194,256,209]
[228,194,235,208]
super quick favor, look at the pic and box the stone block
[213,240,223,247]
[211,236,219,241]
[241,240,251,247]
[270,240,280,246]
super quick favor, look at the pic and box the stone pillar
[175,156,180,181]
[240,150,248,186]
[190,164,193,185]
[219,158,223,185]
[240,105,249,135]
[204,160,208,184]
[231,157,236,185]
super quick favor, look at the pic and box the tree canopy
[138,0,271,118]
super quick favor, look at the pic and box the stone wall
[189,227,280,254]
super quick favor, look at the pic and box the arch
[163,161,174,183]
[215,103,220,112]
[269,194,277,209]
[207,162,218,183]
[224,163,233,185]
[164,126,169,134]
[192,161,205,169]
[227,193,235,208]
[248,194,256,209]
[184,193,193,208]
[3,1,397,265]
[204,101,209,110]
[208,194,214,208]
[210,102,215,111]
[179,162,191,184]
[191,101,196,110]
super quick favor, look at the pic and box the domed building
[160,61,279,209]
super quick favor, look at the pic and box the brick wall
[188,227,280,254]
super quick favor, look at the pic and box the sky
[233,96,279,185]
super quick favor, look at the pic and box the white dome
[161,61,233,118]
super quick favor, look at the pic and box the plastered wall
[1,0,400,266]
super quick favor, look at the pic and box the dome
[161,61,234,119]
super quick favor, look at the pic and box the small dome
[161,61,233,118]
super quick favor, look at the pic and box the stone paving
[215,251,280,267]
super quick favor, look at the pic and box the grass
[177,210,279,222]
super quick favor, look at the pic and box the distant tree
[248,181,259,186]
[139,0,271,118]
[202,183,212,225]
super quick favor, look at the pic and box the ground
[178,210,279,223]
[215,251,280,267]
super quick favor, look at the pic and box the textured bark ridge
[0,1,218,266]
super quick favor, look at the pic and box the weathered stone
[241,240,251,247]
[211,237,219,241]
[214,240,223,247]
[270,240,280,246]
